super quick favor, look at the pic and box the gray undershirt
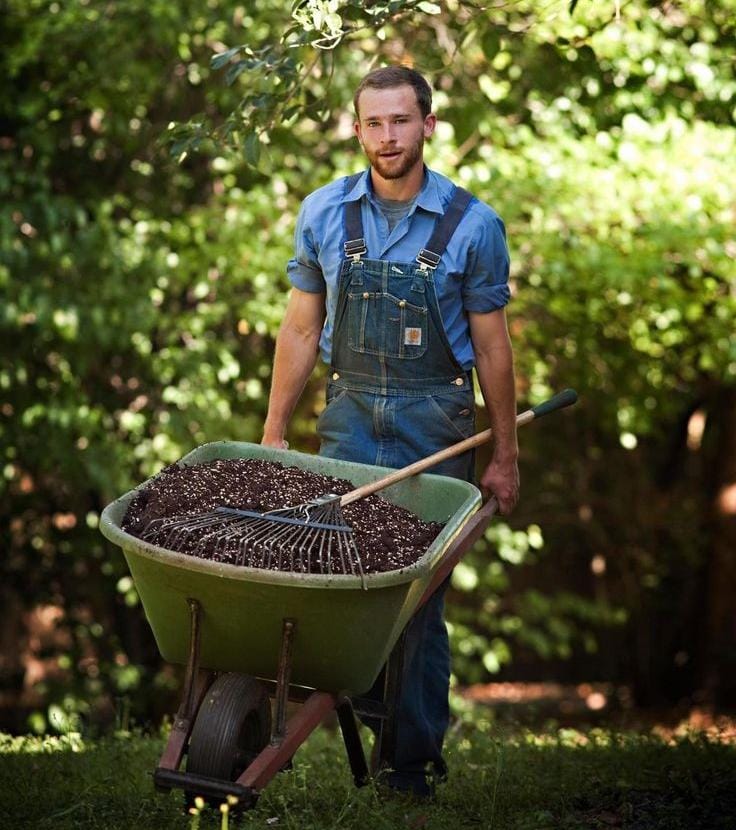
[375,194,416,233]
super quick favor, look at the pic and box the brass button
[332,372,340,380]
[454,377,464,386]
[362,292,369,299]
[399,300,406,308]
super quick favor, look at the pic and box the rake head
[140,494,366,584]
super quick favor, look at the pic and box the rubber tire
[185,673,271,806]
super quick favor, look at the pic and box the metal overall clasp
[416,248,440,271]
[344,238,367,263]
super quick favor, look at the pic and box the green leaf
[211,46,241,70]
[244,132,261,167]
[225,60,248,86]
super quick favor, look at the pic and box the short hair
[353,66,433,119]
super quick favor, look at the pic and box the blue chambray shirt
[287,167,510,370]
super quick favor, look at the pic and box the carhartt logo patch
[404,327,422,346]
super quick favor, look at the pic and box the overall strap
[417,186,474,270]
[343,173,367,260]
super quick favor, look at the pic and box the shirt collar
[341,166,444,215]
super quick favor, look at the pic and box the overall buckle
[416,248,441,271]
[344,238,367,262]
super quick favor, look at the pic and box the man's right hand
[261,434,289,449]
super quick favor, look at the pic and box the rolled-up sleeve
[461,213,510,312]
[287,201,326,293]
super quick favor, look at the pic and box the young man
[262,66,518,796]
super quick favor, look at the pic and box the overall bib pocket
[347,291,428,359]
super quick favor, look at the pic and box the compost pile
[122,458,445,575]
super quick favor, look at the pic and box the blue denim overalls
[317,174,478,795]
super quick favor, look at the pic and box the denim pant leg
[318,388,474,794]
[388,577,451,792]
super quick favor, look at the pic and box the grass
[2,711,735,830]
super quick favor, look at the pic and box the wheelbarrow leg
[336,698,369,787]
[156,598,214,778]
[372,627,407,776]
[273,618,296,743]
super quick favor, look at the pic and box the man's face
[354,85,436,181]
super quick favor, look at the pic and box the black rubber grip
[531,388,578,419]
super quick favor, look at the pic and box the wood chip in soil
[122,458,446,575]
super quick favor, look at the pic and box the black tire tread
[186,672,271,782]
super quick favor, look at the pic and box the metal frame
[152,498,497,808]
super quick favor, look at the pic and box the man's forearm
[472,318,518,460]
[469,309,519,513]
[475,345,517,459]
[262,325,321,443]
[263,289,325,445]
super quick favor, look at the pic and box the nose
[380,123,396,144]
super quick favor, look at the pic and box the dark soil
[122,458,445,576]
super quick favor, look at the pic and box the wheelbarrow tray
[100,441,481,696]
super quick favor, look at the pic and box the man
[262,66,518,796]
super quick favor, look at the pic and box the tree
[2,0,734,731]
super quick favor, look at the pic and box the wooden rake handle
[339,388,578,507]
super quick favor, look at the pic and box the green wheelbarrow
[99,391,576,810]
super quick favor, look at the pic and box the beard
[366,135,424,180]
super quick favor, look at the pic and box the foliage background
[1,0,734,734]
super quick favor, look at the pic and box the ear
[353,120,363,145]
[423,113,437,139]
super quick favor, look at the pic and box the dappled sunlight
[717,482,736,515]
[0,732,86,754]
[651,708,736,746]
[458,682,736,745]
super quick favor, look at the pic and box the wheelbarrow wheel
[185,672,271,810]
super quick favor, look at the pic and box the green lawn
[2,712,735,830]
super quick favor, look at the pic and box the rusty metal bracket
[272,618,296,744]
[157,597,213,775]
[178,597,202,722]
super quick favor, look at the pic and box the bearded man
[262,65,518,797]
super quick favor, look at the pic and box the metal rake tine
[151,512,227,553]
[292,518,325,568]
[236,522,264,566]
[281,525,307,573]
[316,528,329,575]
[237,521,271,568]
[142,515,185,546]
[264,519,308,569]
[339,530,365,587]
[193,515,246,557]
[292,522,323,573]
[232,516,283,567]
[260,517,301,569]
[307,524,331,575]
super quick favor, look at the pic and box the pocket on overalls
[347,292,428,359]
[427,390,476,441]
[316,384,349,439]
